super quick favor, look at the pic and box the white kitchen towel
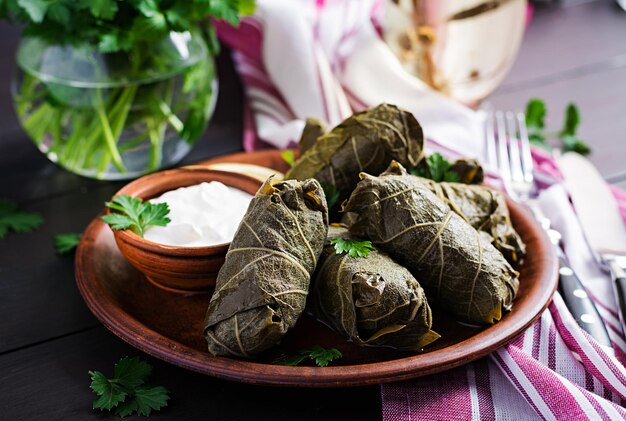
[215,0,484,157]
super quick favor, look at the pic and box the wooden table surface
[1,1,625,419]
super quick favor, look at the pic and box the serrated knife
[558,152,626,337]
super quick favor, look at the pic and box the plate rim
[75,152,558,388]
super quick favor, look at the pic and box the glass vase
[12,29,217,180]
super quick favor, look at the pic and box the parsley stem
[148,118,163,172]
[95,89,126,173]
[158,101,184,133]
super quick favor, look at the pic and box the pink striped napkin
[215,1,626,419]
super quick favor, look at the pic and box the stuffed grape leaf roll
[299,117,327,155]
[203,177,329,357]
[344,162,519,325]
[423,179,526,264]
[448,158,484,185]
[285,104,424,214]
[312,227,440,350]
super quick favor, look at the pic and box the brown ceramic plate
[75,150,558,388]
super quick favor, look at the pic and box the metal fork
[485,111,612,347]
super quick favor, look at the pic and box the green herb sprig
[525,99,591,155]
[276,346,343,367]
[54,232,82,255]
[411,153,460,182]
[322,183,340,209]
[280,149,296,168]
[89,356,169,418]
[330,237,375,258]
[0,198,43,239]
[101,195,170,237]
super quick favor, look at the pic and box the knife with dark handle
[557,252,612,347]
[558,152,626,341]
[527,201,612,347]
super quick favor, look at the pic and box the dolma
[203,177,329,357]
[285,104,424,214]
[448,158,484,185]
[344,162,519,325]
[313,227,440,350]
[423,179,526,264]
[299,117,327,155]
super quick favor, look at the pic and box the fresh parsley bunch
[0,0,255,55]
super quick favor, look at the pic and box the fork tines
[485,110,534,201]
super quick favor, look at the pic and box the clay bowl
[108,167,263,294]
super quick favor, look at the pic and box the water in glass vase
[12,31,217,180]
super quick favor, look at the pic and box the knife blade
[557,152,626,337]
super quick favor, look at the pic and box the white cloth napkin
[216,0,484,157]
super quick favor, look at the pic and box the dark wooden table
[1,1,625,419]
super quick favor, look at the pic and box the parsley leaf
[89,370,128,411]
[277,346,342,367]
[89,356,170,418]
[17,0,48,23]
[561,134,591,155]
[411,153,459,182]
[2,0,255,55]
[322,183,341,209]
[280,149,296,167]
[113,356,152,389]
[54,232,82,255]
[0,199,43,239]
[129,385,170,417]
[85,0,118,20]
[525,99,548,146]
[560,103,580,136]
[330,237,375,258]
[102,195,170,237]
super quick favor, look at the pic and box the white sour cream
[144,181,253,247]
